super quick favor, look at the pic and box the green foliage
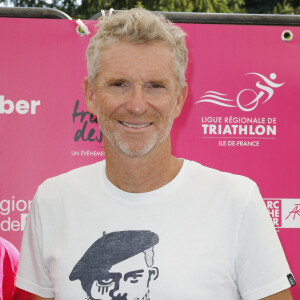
[227,0,246,12]
[245,0,300,14]
[190,0,243,13]
[71,0,246,18]
[273,0,300,14]
[2,0,77,16]
[1,0,300,18]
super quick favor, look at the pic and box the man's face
[90,252,158,300]
[84,41,187,157]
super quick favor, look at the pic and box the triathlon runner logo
[196,72,284,111]
[70,230,159,300]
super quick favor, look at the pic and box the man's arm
[29,296,54,300]
[260,288,293,300]
[12,288,54,300]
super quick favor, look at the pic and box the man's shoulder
[38,160,105,193]
[183,160,260,213]
[184,159,257,194]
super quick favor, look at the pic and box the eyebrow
[105,77,169,84]
[105,78,127,84]
[149,79,169,85]
[124,269,144,281]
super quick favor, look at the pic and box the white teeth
[120,121,151,128]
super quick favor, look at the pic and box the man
[15,8,295,300]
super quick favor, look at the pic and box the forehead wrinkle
[97,41,176,82]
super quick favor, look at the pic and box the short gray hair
[86,8,188,88]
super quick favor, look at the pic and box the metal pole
[0,7,71,19]
[90,10,300,26]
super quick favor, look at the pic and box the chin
[117,141,157,157]
[110,132,161,157]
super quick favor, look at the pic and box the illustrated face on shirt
[90,252,158,300]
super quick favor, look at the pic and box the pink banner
[0,18,299,298]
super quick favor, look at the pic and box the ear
[83,76,98,116]
[149,267,159,281]
[174,82,188,119]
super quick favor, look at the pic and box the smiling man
[15,8,295,300]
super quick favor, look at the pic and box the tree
[2,0,77,16]
[76,0,246,19]
[244,0,300,14]
[1,0,299,18]
[273,0,300,14]
[191,0,244,13]
[244,0,277,13]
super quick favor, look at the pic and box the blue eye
[151,83,164,88]
[112,82,125,87]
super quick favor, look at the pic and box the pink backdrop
[0,18,299,297]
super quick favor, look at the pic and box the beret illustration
[69,230,159,281]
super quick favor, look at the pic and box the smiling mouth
[119,121,153,128]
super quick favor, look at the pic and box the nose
[111,278,128,299]
[125,84,149,116]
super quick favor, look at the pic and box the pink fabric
[0,237,19,300]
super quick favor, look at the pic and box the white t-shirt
[16,160,293,300]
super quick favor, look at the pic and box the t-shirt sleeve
[236,184,294,300]
[15,189,55,298]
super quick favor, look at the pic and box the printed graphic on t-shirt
[69,230,159,300]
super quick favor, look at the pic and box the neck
[104,137,183,193]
